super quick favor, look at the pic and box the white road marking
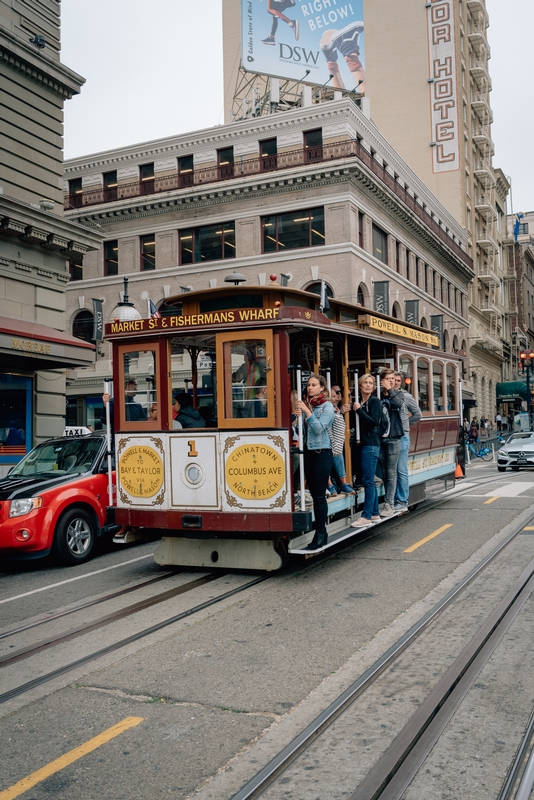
[484,482,534,497]
[463,482,534,499]
[0,553,154,605]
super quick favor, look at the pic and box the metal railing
[64,137,472,269]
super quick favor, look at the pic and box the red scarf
[308,390,330,407]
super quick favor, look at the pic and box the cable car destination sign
[108,307,280,335]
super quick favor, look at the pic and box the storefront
[0,317,95,471]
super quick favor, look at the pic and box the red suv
[0,434,117,565]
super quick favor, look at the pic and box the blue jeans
[395,433,410,505]
[332,453,346,483]
[360,445,380,520]
[304,448,333,542]
[379,438,401,506]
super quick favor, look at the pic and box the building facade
[63,100,471,422]
[0,0,101,471]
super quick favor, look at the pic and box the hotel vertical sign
[428,0,459,173]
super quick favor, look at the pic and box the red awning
[0,316,95,370]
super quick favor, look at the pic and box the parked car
[0,434,117,565]
[496,432,534,472]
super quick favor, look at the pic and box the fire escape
[468,2,503,356]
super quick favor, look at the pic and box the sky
[61,0,534,212]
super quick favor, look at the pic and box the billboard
[241,0,365,90]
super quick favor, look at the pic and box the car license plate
[517,458,528,465]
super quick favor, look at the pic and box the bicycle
[466,442,493,462]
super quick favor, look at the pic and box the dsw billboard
[241,0,365,90]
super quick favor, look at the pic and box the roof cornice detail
[0,28,84,99]
[66,161,471,277]
[62,100,465,243]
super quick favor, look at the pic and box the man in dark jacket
[173,393,206,429]
[379,369,405,516]
[393,371,422,511]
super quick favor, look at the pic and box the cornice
[0,28,84,99]
[0,194,104,252]
[60,99,467,245]
[68,158,472,281]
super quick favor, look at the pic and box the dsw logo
[279,44,320,64]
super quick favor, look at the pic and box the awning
[462,398,478,408]
[0,317,95,370]
[496,381,529,402]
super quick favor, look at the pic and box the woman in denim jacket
[296,373,334,550]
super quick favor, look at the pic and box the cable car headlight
[9,497,43,517]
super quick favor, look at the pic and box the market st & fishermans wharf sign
[108,307,280,335]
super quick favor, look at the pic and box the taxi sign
[63,426,92,437]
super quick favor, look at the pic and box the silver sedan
[496,432,534,471]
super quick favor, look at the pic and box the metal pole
[296,365,305,512]
[354,370,360,444]
[104,379,113,506]
[526,364,530,430]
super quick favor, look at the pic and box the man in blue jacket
[393,371,422,512]
[379,369,405,517]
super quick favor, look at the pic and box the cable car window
[433,361,444,412]
[399,356,414,396]
[225,339,268,419]
[446,364,457,411]
[121,350,156,423]
[417,359,429,412]
[216,330,274,428]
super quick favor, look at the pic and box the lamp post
[519,350,534,430]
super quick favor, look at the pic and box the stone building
[0,0,101,471]
[63,99,471,422]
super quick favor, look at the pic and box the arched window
[420,317,428,329]
[443,329,450,353]
[72,310,94,343]
[391,301,401,319]
[399,355,415,398]
[446,364,457,411]
[306,281,333,299]
[432,361,444,411]
[452,335,459,352]
[356,283,368,306]
[417,358,430,412]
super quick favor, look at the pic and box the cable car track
[229,507,534,799]
[0,573,269,705]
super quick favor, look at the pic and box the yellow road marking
[0,716,143,800]
[525,526,534,530]
[484,496,498,505]
[404,524,453,553]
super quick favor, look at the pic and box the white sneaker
[380,503,394,517]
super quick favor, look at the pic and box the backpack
[328,412,346,456]
[378,402,391,439]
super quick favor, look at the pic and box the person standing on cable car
[350,373,383,527]
[295,373,334,550]
[378,369,405,517]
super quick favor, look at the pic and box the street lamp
[519,350,534,430]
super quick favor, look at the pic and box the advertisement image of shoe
[289,19,299,40]
[262,36,276,45]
